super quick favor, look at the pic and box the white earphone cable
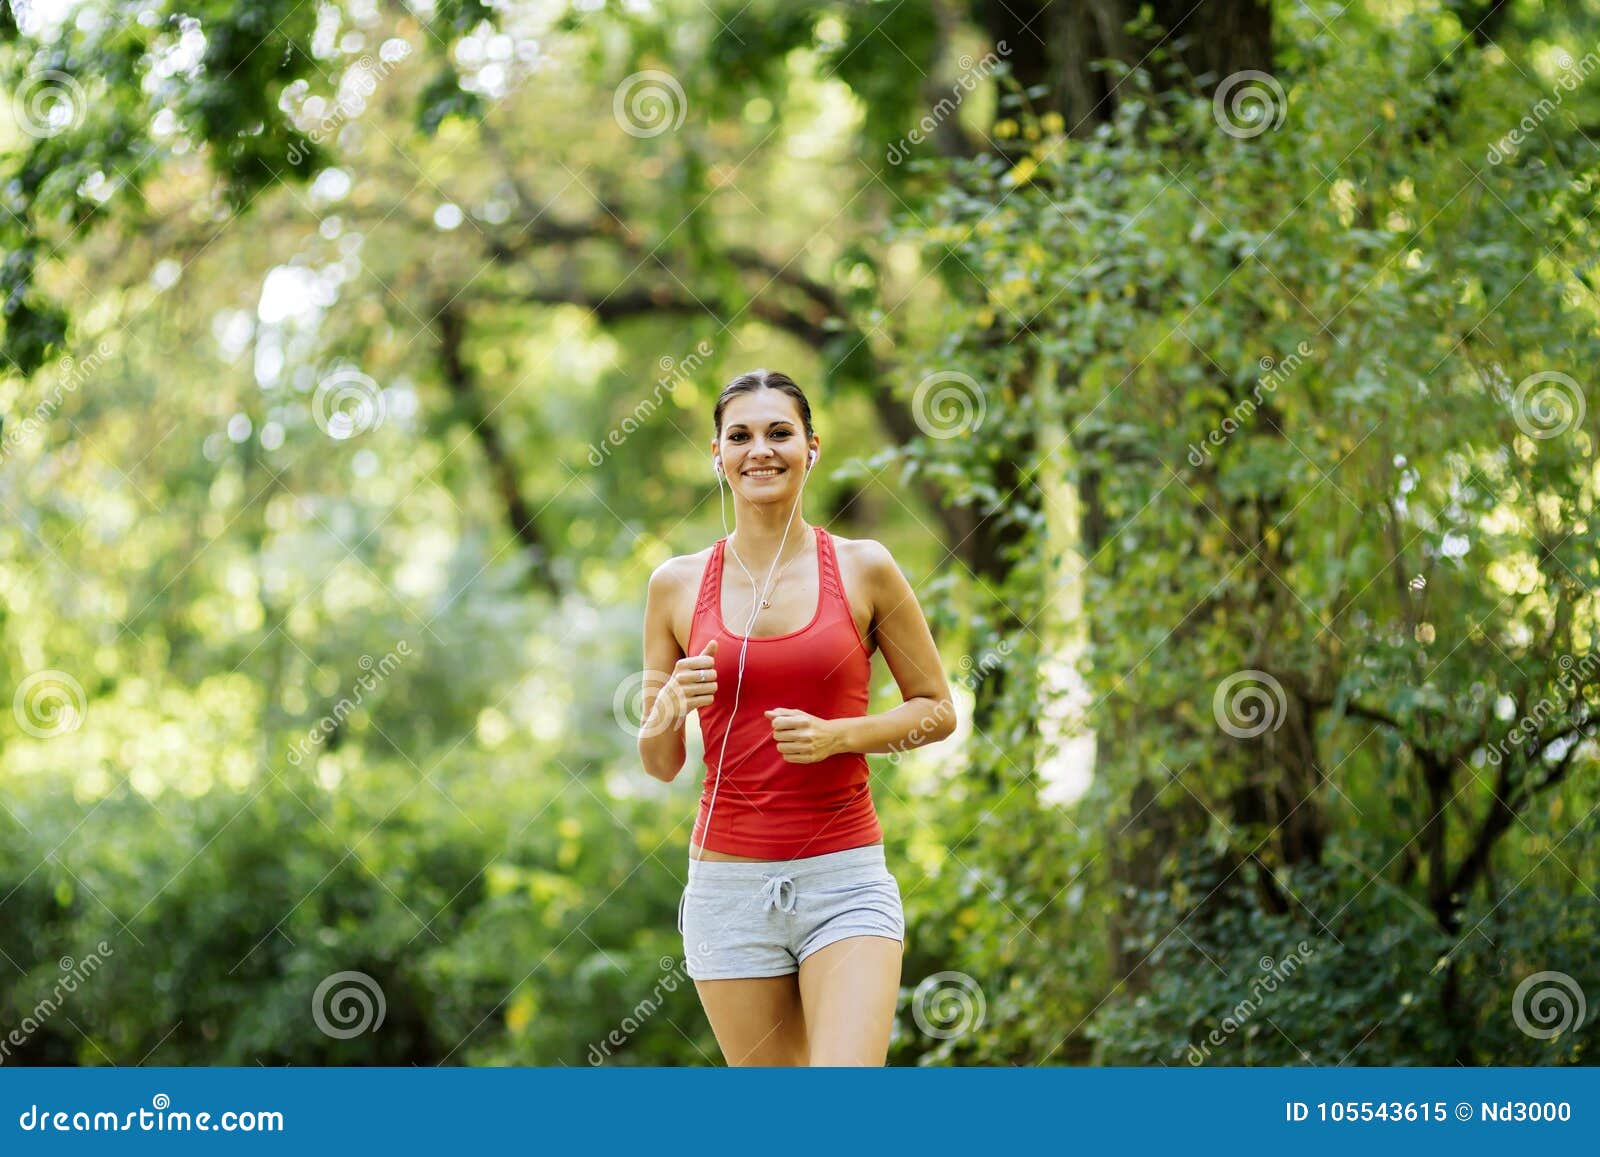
[686,445,814,935]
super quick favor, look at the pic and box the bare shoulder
[650,548,711,587]
[833,534,897,575]
[831,534,902,610]
[648,547,715,650]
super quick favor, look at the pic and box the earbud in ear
[808,450,817,468]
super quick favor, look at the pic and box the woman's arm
[638,561,688,781]
[839,539,957,754]
[768,540,956,763]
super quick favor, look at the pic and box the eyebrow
[725,420,795,431]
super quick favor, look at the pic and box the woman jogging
[638,368,957,1066]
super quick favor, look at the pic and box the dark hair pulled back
[713,369,814,443]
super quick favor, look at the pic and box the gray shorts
[678,843,905,981]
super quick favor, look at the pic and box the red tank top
[686,525,881,859]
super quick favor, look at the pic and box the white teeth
[745,468,782,476]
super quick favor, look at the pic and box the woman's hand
[764,708,842,763]
[645,640,718,735]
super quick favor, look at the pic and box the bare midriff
[689,838,884,863]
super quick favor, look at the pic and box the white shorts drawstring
[758,872,797,914]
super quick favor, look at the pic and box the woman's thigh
[797,935,902,1066]
[692,974,809,1066]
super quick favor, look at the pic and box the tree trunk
[979,0,1273,137]
[972,0,1280,986]
[434,303,561,598]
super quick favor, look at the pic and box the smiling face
[714,387,817,500]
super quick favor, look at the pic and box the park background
[1,0,1597,1065]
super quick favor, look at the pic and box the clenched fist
[764,707,842,764]
[646,639,719,734]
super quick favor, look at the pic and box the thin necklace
[727,527,809,610]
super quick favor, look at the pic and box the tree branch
[1448,715,1591,902]
[469,154,978,550]
[434,301,561,598]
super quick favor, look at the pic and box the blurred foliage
[1,0,1597,1066]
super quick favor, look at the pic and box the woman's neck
[728,516,812,570]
